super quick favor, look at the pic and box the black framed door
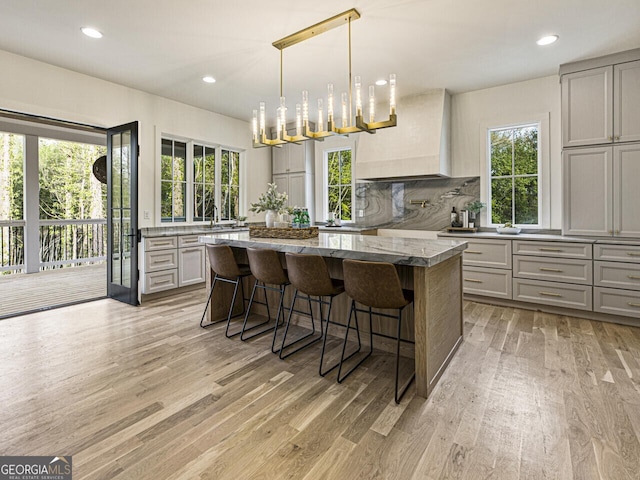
[107,121,139,305]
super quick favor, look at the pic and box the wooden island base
[205,242,464,399]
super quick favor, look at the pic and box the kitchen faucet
[210,205,219,228]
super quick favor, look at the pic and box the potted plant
[235,215,247,227]
[249,183,288,227]
[465,200,486,227]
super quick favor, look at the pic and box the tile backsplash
[354,176,481,231]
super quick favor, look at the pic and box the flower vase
[265,210,279,228]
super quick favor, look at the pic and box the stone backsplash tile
[354,176,480,230]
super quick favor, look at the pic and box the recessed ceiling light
[375,79,388,86]
[537,35,558,46]
[202,76,216,84]
[81,27,103,39]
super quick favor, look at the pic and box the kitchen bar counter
[199,232,467,398]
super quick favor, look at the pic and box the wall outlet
[358,209,364,217]
[143,210,150,220]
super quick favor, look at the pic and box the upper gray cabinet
[561,54,640,148]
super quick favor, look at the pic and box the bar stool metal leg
[337,301,374,383]
[200,274,247,330]
[278,289,323,359]
[240,280,288,342]
[395,307,416,404]
[319,297,362,377]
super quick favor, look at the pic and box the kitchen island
[199,232,467,398]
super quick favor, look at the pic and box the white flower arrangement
[249,183,288,214]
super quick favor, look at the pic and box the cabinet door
[272,146,288,174]
[614,60,640,143]
[613,143,640,237]
[272,173,289,204]
[287,173,306,209]
[562,146,613,236]
[178,245,206,287]
[562,66,613,147]
[288,142,306,172]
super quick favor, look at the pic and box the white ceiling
[1,0,639,125]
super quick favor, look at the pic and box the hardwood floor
[1,290,640,479]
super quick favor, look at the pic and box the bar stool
[338,259,415,403]
[199,244,251,338]
[240,248,289,352]
[282,253,352,376]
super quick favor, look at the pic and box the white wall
[0,49,271,227]
[451,75,562,228]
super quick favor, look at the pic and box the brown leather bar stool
[240,248,290,351]
[200,244,251,338]
[282,253,351,376]
[338,259,415,403]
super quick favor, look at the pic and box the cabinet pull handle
[628,275,640,280]
[539,248,562,252]
[608,135,613,141]
[539,267,563,272]
[464,278,483,283]
[154,279,171,285]
[627,252,640,257]
[182,248,201,253]
[628,302,640,308]
[615,135,620,141]
[465,250,482,254]
[539,291,562,297]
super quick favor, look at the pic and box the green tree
[490,127,538,225]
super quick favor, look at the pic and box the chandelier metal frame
[252,8,397,148]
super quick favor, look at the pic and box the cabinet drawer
[513,278,592,311]
[512,240,592,259]
[513,255,592,285]
[462,239,511,269]
[594,244,640,263]
[144,250,178,272]
[144,236,178,251]
[178,234,201,248]
[594,261,640,291]
[594,287,640,319]
[144,270,178,293]
[463,266,512,300]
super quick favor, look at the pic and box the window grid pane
[489,124,539,226]
[160,138,186,222]
[326,148,352,221]
[193,145,215,222]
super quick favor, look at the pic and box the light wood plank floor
[1,291,640,479]
[0,263,106,318]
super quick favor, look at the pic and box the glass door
[107,122,138,305]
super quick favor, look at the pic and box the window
[488,124,540,226]
[326,148,352,221]
[220,148,240,220]
[193,144,215,222]
[161,139,186,222]
[0,132,25,272]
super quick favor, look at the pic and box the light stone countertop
[437,230,640,245]
[199,231,467,267]
[141,226,248,237]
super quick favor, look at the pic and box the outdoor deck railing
[0,219,107,273]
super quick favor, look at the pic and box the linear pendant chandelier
[252,8,397,148]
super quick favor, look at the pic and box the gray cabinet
[561,59,640,148]
[562,143,640,237]
[142,234,206,294]
[272,141,314,210]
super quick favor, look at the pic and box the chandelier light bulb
[259,102,266,136]
[317,98,324,131]
[368,85,375,123]
[355,76,362,116]
[252,110,258,141]
[389,74,396,115]
[302,90,309,124]
[341,93,348,128]
[327,83,334,122]
[296,104,302,136]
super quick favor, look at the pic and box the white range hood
[355,89,451,180]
